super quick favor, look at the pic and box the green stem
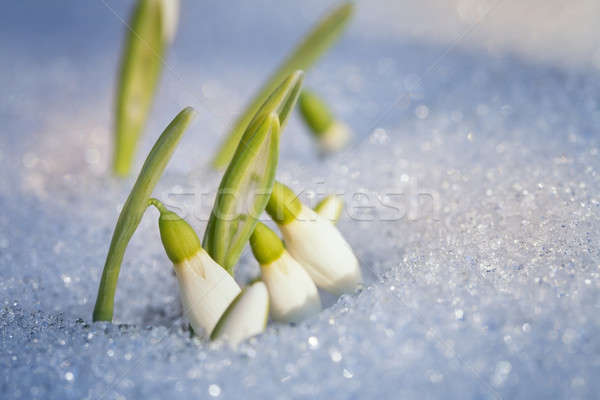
[147,197,168,214]
[93,107,195,322]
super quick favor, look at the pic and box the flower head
[266,182,362,295]
[152,200,241,337]
[298,89,351,152]
[211,281,269,347]
[250,222,321,323]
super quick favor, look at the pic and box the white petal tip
[176,251,241,338]
[212,281,269,347]
[282,207,362,296]
[326,265,363,296]
[272,294,321,324]
[319,121,351,152]
[159,0,179,43]
[315,195,344,223]
[262,251,322,324]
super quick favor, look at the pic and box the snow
[2,1,600,399]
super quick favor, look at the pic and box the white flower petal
[213,281,269,347]
[319,121,350,152]
[159,0,179,43]
[280,206,362,295]
[262,251,321,323]
[315,194,344,223]
[174,249,241,337]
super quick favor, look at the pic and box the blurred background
[2,0,599,183]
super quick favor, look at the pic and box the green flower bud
[149,198,202,264]
[250,222,285,265]
[299,89,351,152]
[266,181,302,225]
[299,89,334,134]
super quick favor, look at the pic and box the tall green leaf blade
[203,71,304,273]
[211,2,354,169]
[114,0,168,176]
[93,107,195,322]
[204,114,279,274]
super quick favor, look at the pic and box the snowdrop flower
[266,182,362,295]
[314,194,344,223]
[158,0,179,43]
[151,200,241,338]
[298,89,351,153]
[250,222,321,323]
[211,281,269,347]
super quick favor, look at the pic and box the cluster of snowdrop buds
[149,181,361,346]
[150,199,269,346]
[95,3,360,343]
[265,182,362,296]
[298,89,351,153]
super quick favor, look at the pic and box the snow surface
[2,1,600,399]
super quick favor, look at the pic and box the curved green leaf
[211,2,354,169]
[93,107,195,322]
[203,71,304,273]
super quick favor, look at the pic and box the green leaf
[203,71,304,273]
[93,107,195,322]
[211,2,354,169]
[298,89,334,135]
[113,0,171,176]
[205,113,279,274]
